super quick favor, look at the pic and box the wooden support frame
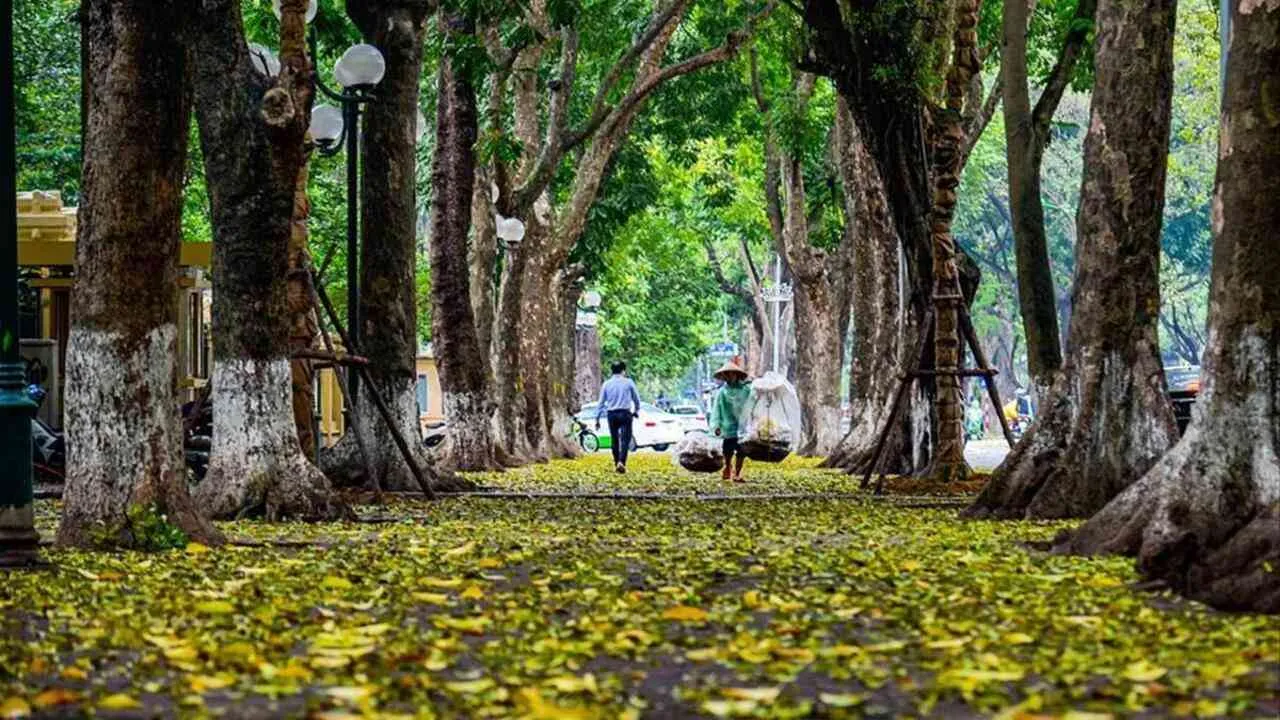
[860,303,1016,495]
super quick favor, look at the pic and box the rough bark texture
[966,0,1179,519]
[804,0,941,474]
[926,0,983,482]
[58,0,222,547]
[328,0,455,490]
[469,162,498,376]
[549,269,586,457]
[429,12,499,472]
[192,0,346,519]
[287,163,320,461]
[823,109,912,473]
[1054,0,1280,613]
[1004,0,1097,385]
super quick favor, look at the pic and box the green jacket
[712,382,752,439]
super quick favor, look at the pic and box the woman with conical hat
[710,358,752,482]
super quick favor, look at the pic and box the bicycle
[570,417,599,453]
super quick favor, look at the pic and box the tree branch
[1030,0,1097,144]
[569,0,779,150]
[511,26,580,212]
[703,238,753,302]
[961,63,1003,163]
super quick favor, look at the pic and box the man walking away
[595,361,641,473]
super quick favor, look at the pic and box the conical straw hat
[713,359,749,382]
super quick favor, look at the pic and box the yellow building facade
[16,190,443,441]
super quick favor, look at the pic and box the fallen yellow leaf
[98,694,141,710]
[721,686,781,703]
[0,697,30,719]
[662,605,708,622]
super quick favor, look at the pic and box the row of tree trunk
[61,0,343,546]
[801,0,1278,613]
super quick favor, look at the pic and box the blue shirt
[596,375,641,419]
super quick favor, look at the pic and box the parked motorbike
[27,385,66,484]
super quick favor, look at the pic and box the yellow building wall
[316,354,443,448]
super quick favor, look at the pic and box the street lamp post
[0,3,40,565]
[306,37,386,401]
[761,256,793,375]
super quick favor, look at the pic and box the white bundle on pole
[738,371,801,462]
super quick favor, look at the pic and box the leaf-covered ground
[3,455,1278,719]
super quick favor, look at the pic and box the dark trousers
[606,410,634,465]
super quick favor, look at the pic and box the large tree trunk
[548,268,585,457]
[763,74,852,458]
[192,0,347,520]
[823,112,911,473]
[574,323,602,408]
[1055,0,1280,613]
[804,0,938,474]
[491,234,536,464]
[966,0,1179,519]
[59,0,222,547]
[516,248,558,460]
[429,12,499,472]
[469,162,498,374]
[792,286,846,455]
[1005,0,1097,388]
[328,0,457,490]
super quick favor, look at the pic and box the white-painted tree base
[59,326,221,545]
[194,358,345,520]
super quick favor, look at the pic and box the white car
[668,403,708,434]
[576,402,684,451]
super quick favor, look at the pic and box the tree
[1003,0,1096,392]
[191,0,347,519]
[58,0,221,548]
[926,0,984,482]
[428,9,499,471]
[966,0,1179,519]
[322,0,456,490]
[1055,0,1280,612]
[822,99,911,473]
[479,0,777,462]
[804,0,987,477]
[751,51,853,457]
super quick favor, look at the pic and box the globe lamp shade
[309,104,344,145]
[335,44,386,88]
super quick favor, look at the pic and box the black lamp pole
[0,0,41,566]
[310,32,374,402]
[344,97,360,400]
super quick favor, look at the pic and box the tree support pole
[958,303,1016,447]
[0,7,40,566]
[312,272,435,499]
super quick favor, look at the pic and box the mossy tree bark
[966,0,1179,519]
[191,0,348,520]
[59,0,222,548]
[1054,0,1280,613]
